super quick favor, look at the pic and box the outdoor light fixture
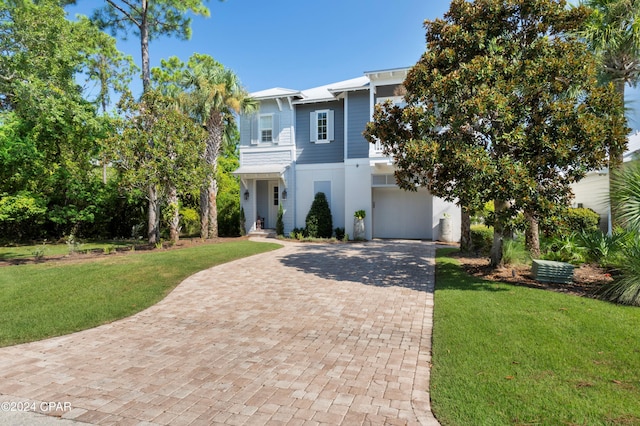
[244,190,249,200]
[282,189,287,200]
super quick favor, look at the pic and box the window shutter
[250,116,259,145]
[272,114,279,143]
[309,111,316,143]
[328,110,335,141]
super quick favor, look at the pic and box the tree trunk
[460,205,472,253]
[490,199,509,268]
[200,111,223,239]
[147,184,159,244]
[207,176,218,238]
[168,185,180,244]
[525,211,540,259]
[200,187,209,239]
[140,0,150,93]
[609,79,626,229]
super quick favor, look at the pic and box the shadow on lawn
[280,240,435,292]
[435,257,509,293]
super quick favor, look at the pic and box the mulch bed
[449,251,614,298]
[0,237,249,267]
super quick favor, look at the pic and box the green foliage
[334,227,345,241]
[541,233,586,264]
[239,206,246,236]
[305,192,333,239]
[611,161,640,232]
[354,209,366,220]
[564,207,601,233]
[577,229,625,267]
[31,241,46,261]
[470,225,493,255]
[216,149,241,237]
[364,0,628,265]
[501,238,530,266]
[180,207,200,237]
[0,192,46,239]
[276,204,284,236]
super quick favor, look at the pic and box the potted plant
[353,210,366,240]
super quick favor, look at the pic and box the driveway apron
[0,239,439,425]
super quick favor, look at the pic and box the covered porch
[232,164,291,235]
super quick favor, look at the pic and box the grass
[0,240,281,347]
[432,248,640,425]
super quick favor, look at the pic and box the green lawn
[432,249,640,425]
[0,240,281,347]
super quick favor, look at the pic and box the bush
[540,233,586,264]
[577,229,625,267]
[502,237,530,266]
[598,236,640,306]
[334,227,345,241]
[180,207,200,237]
[276,204,284,236]
[305,192,333,238]
[470,225,493,255]
[564,208,600,233]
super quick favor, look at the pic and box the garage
[372,187,433,239]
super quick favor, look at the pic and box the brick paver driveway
[0,239,439,425]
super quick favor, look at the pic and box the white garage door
[372,187,433,239]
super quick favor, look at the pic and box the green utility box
[532,259,575,284]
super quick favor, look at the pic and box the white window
[310,109,334,143]
[260,115,273,143]
[251,113,279,145]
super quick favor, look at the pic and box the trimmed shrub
[564,207,600,233]
[334,227,345,241]
[276,204,284,236]
[305,192,333,238]
[470,225,493,255]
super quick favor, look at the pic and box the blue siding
[347,91,371,159]
[295,101,344,164]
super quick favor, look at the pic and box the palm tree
[579,0,640,225]
[183,58,257,238]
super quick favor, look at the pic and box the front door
[268,181,279,229]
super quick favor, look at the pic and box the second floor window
[260,115,273,143]
[317,111,327,141]
[310,109,334,143]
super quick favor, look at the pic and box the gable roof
[250,87,302,100]
[291,76,370,105]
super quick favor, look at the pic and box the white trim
[343,93,349,161]
[259,113,274,143]
[295,162,344,171]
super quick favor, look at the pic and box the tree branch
[105,0,141,29]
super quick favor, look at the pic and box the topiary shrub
[305,192,333,238]
[276,204,284,236]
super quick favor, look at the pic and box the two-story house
[233,67,461,241]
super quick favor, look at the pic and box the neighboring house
[571,131,640,232]
[233,67,461,241]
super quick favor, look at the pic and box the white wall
[344,160,373,239]
[295,164,346,230]
[431,196,462,242]
[571,171,609,230]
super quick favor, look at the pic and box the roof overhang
[232,164,289,187]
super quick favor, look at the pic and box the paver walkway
[0,239,439,425]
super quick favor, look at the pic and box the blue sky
[66,0,640,131]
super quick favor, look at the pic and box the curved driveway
[0,239,439,425]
